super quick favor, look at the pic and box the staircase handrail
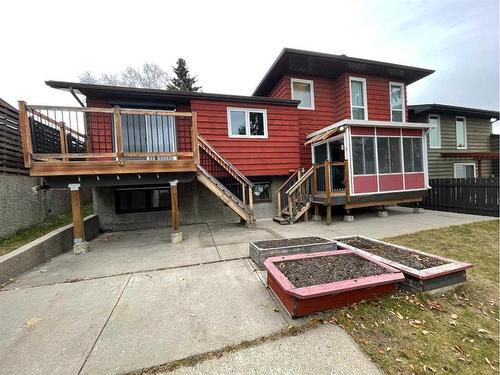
[286,166,314,195]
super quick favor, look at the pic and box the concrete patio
[0,207,494,375]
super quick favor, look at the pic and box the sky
[1,0,498,116]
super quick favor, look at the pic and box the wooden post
[69,183,88,254]
[192,112,200,165]
[170,180,182,243]
[477,159,482,177]
[326,205,332,225]
[113,106,124,164]
[324,161,331,204]
[277,191,282,216]
[248,185,254,210]
[18,101,33,168]
[242,182,246,205]
[312,165,317,196]
[288,195,293,218]
[60,124,68,161]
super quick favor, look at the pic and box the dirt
[341,237,448,270]
[253,237,331,249]
[276,253,390,288]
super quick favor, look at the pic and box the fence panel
[0,100,27,175]
[422,178,499,217]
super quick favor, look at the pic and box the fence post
[113,106,124,165]
[18,101,32,168]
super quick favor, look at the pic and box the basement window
[115,187,171,214]
[227,108,268,138]
[253,181,271,202]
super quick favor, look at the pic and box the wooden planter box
[264,250,404,318]
[336,235,473,292]
[250,236,337,269]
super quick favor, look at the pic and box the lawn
[0,204,94,257]
[330,220,499,375]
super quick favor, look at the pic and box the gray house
[409,104,499,178]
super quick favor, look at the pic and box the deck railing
[313,161,349,198]
[18,102,198,175]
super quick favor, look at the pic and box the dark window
[253,181,271,202]
[115,187,171,214]
[313,143,328,163]
[403,138,423,172]
[352,136,375,175]
[249,112,265,136]
[377,137,401,173]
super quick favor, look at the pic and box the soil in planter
[342,237,448,270]
[276,253,390,288]
[254,237,330,249]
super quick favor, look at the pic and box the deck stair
[197,135,255,225]
[273,166,314,224]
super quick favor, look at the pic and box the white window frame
[227,107,268,139]
[427,114,441,149]
[455,116,467,149]
[389,82,406,122]
[454,162,476,178]
[290,78,315,110]
[349,77,368,120]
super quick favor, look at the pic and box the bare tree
[79,63,170,89]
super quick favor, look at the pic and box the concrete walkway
[0,208,493,374]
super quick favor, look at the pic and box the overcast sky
[1,0,498,113]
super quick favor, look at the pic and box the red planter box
[264,250,405,318]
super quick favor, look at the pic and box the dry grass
[329,220,499,375]
[0,205,93,257]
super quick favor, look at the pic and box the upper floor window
[349,77,367,120]
[390,82,405,122]
[403,137,423,172]
[227,108,267,138]
[291,78,315,110]
[456,116,467,149]
[428,114,441,148]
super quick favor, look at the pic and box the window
[390,82,405,122]
[291,78,314,109]
[227,108,267,138]
[454,163,476,178]
[313,143,328,164]
[456,116,467,149]
[377,137,402,173]
[115,187,171,214]
[350,77,367,120]
[403,138,423,172]
[428,114,441,148]
[253,181,271,202]
[352,136,376,175]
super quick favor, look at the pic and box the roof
[253,48,435,96]
[409,104,500,119]
[46,81,300,107]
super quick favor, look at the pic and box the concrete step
[273,216,290,225]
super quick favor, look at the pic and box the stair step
[273,216,290,225]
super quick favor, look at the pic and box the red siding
[191,99,300,176]
[351,126,375,136]
[405,173,425,189]
[353,175,378,194]
[402,128,422,137]
[379,174,404,191]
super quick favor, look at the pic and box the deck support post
[170,180,182,243]
[69,183,88,254]
[326,205,332,225]
[311,203,321,221]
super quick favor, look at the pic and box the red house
[17,48,435,252]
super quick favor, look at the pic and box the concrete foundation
[414,207,424,214]
[343,215,354,222]
[377,210,389,218]
[311,214,322,221]
[73,241,89,255]
[171,231,183,244]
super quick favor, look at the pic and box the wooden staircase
[273,166,314,224]
[197,135,256,225]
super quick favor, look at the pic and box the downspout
[69,87,85,107]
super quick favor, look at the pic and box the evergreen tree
[167,58,201,92]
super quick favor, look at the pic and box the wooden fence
[422,178,499,217]
[0,99,27,175]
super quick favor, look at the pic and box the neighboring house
[17,48,437,251]
[408,104,499,178]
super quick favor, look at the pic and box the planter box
[336,235,473,292]
[264,250,404,317]
[250,237,337,269]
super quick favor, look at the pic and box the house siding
[191,99,300,176]
[411,112,496,178]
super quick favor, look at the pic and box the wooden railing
[198,134,255,210]
[285,166,314,221]
[312,161,350,202]
[275,168,302,215]
[18,102,198,176]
